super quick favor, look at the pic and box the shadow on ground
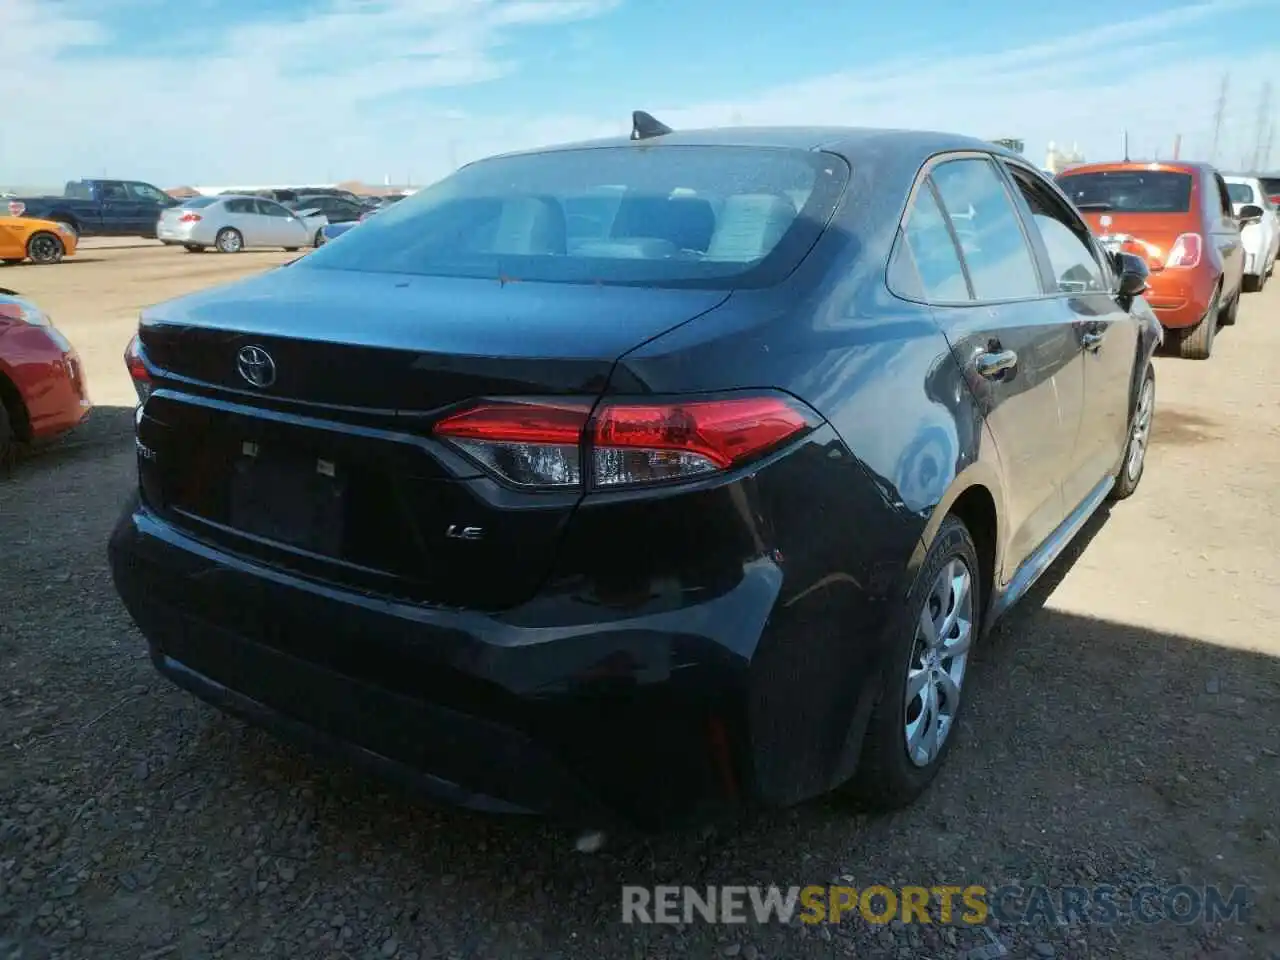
[4,405,133,478]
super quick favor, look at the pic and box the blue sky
[3,0,1279,188]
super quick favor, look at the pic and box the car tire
[314,229,325,247]
[26,232,65,265]
[842,514,981,812]
[1174,285,1218,360]
[1110,364,1154,501]
[1219,288,1240,325]
[215,228,243,254]
[0,397,12,466]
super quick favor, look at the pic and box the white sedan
[156,195,329,253]
[1224,175,1280,292]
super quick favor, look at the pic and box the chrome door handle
[1081,331,1105,351]
[976,349,1018,379]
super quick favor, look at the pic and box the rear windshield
[64,182,92,199]
[298,145,849,289]
[1056,171,1193,213]
[1226,182,1256,204]
[179,196,219,208]
[1260,177,1280,198]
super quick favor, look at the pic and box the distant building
[991,138,1025,154]
[1044,141,1085,174]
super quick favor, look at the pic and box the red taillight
[1164,233,1202,269]
[124,334,153,401]
[1269,195,1280,206]
[178,212,202,223]
[432,394,818,490]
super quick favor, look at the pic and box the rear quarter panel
[609,156,1000,800]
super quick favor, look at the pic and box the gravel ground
[1,247,1278,960]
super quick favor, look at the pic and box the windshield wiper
[1073,201,1113,210]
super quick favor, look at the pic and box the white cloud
[1,0,1278,190]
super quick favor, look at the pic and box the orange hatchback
[1056,162,1245,359]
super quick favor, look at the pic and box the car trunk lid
[134,267,730,610]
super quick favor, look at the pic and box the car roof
[483,126,1026,167]
[1056,160,1215,178]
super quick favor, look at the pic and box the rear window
[1226,182,1256,204]
[64,182,92,199]
[298,145,850,289]
[1056,171,1193,213]
[180,196,219,208]
[1260,177,1280,198]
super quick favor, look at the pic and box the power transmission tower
[1264,120,1276,170]
[1252,81,1272,171]
[1210,72,1229,165]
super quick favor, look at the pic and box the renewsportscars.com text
[621,884,1251,927]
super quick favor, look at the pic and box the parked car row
[157,196,331,253]
[314,197,400,245]
[106,115,1166,840]
[1054,162,1277,360]
[0,179,411,264]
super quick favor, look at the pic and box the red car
[0,288,91,460]
[1056,161,1246,360]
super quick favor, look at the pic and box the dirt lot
[1,244,1278,960]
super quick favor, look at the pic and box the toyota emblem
[236,345,276,388]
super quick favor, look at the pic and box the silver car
[156,195,328,253]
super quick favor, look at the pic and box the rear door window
[929,157,1042,301]
[890,182,971,302]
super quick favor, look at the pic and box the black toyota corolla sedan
[109,116,1162,834]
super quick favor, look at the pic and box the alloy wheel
[1126,376,1154,482]
[28,234,62,263]
[904,557,974,768]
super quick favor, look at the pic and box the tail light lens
[1164,233,1202,269]
[124,334,153,402]
[432,393,820,491]
[178,212,202,223]
[1269,195,1280,206]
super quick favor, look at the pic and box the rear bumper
[156,224,198,244]
[1143,268,1217,329]
[109,492,889,829]
[25,343,91,441]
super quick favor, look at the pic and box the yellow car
[0,212,78,265]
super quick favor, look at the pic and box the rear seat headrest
[705,194,796,262]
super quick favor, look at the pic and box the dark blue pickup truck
[7,179,179,239]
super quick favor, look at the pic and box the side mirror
[1110,251,1149,300]
[1237,203,1264,225]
